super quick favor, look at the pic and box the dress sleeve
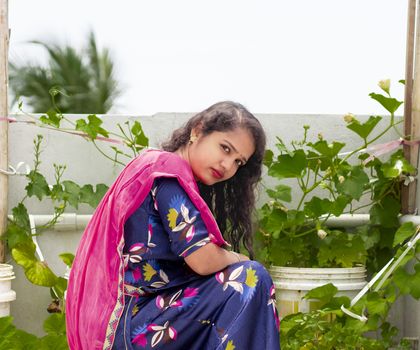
[153,177,212,257]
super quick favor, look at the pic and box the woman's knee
[233,260,274,288]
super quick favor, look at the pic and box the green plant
[3,100,150,345]
[280,228,420,349]
[9,31,120,113]
[0,314,67,350]
[256,80,416,271]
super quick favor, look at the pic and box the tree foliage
[9,31,120,113]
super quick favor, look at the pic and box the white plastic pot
[269,266,367,319]
[0,264,16,317]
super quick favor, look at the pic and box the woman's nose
[220,158,234,172]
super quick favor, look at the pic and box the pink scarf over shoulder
[65,149,227,349]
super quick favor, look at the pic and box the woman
[66,101,280,349]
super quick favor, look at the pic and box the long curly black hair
[161,101,266,258]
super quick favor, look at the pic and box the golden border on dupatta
[103,238,126,350]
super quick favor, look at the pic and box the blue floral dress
[112,178,280,349]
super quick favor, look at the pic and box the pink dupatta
[65,150,227,349]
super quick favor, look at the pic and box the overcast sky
[8,0,408,116]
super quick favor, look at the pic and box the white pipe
[6,213,420,231]
[7,213,92,231]
[324,214,420,227]
[29,215,44,262]
[324,214,370,227]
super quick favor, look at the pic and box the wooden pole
[402,0,418,214]
[0,0,8,263]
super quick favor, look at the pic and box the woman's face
[186,127,255,185]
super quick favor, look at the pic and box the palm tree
[9,31,121,113]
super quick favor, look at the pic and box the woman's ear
[191,123,203,138]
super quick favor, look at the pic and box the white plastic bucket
[0,264,16,317]
[269,266,367,319]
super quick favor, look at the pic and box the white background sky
[9,0,408,116]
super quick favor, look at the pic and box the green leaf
[285,210,306,228]
[366,292,389,316]
[12,242,58,287]
[11,203,31,231]
[11,241,37,269]
[268,150,306,179]
[43,313,66,335]
[318,232,367,267]
[263,149,273,168]
[0,316,39,349]
[322,295,351,310]
[0,316,14,337]
[336,166,369,200]
[274,137,288,154]
[276,313,303,335]
[304,283,338,304]
[4,223,31,250]
[50,184,65,202]
[131,121,149,149]
[39,109,62,128]
[79,183,108,208]
[75,114,109,139]
[62,180,81,208]
[304,197,332,217]
[25,261,58,287]
[269,236,307,266]
[306,150,323,171]
[266,184,292,202]
[51,277,68,300]
[346,116,382,139]
[393,222,416,247]
[393,263,420,299]
[381,153,416,178]
[308,140,345,158]
[369,93,403,114]
[38,334,68,350]
[369,196,401,228]
[264,208,287,236]
[330,195,350,217]
[25,171,51,200]
[59,253,75,267]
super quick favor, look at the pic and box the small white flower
[343,113,355,123]
[378,79,390,94]
[317,229,328,240]
[338,175,345,183]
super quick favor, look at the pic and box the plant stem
[92,141,125,166]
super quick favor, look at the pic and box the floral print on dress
[132,321,177,348]
[155,287,200,311]
[167,196,197,243]
[112,178,280,349]
[268,284,280,330]
[215,265,259,302]
[142,260,169,289]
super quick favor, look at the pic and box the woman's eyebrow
[223,139,248,162]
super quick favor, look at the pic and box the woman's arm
[185,243,249,275]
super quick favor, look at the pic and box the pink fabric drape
[66,150,227,349]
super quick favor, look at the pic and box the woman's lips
[211,168,223,179]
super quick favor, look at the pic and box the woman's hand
[230,251,250,262]
[185,243,250,275]
[238,253,250,261]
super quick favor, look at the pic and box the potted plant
[255,80,420,347]
[255,80,417,315]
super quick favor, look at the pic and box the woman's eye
[221,145,230,153]
[235,159,243,167]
